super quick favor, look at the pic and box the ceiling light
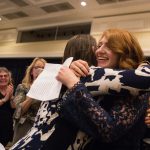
[81,1,87,7]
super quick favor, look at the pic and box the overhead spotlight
[81,0,87,7]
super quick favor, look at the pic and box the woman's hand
[6,84,14,99]
[1,84,14,104]
[145,108,150,127]
[56,66,80,89]
[70,60,89,77]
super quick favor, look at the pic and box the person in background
[12,57,47,144]
[56,28,150,150]
[10,34,97,150]
[0,67,14,147]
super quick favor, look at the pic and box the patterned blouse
[13,84,41,124]
[10,63,150,150]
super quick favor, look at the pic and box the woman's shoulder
[17,84,27,89]
[16,84,29,93]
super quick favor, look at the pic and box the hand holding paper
[27,57,73,101]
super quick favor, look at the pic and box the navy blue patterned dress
[10,64,150,150]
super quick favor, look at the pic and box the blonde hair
[100,28,144,69]
[0,67,13,85]
[22,57,47,88]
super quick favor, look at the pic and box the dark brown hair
[62,34,97,66]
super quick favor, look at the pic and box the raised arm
[82,63,150,96]
[58,63,150,97]
[56,64,150,141]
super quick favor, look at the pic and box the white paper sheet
[0,143,5,150]
[27,57,73,101]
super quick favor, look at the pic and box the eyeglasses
[0,74,9,78]
[33,66,44,70]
